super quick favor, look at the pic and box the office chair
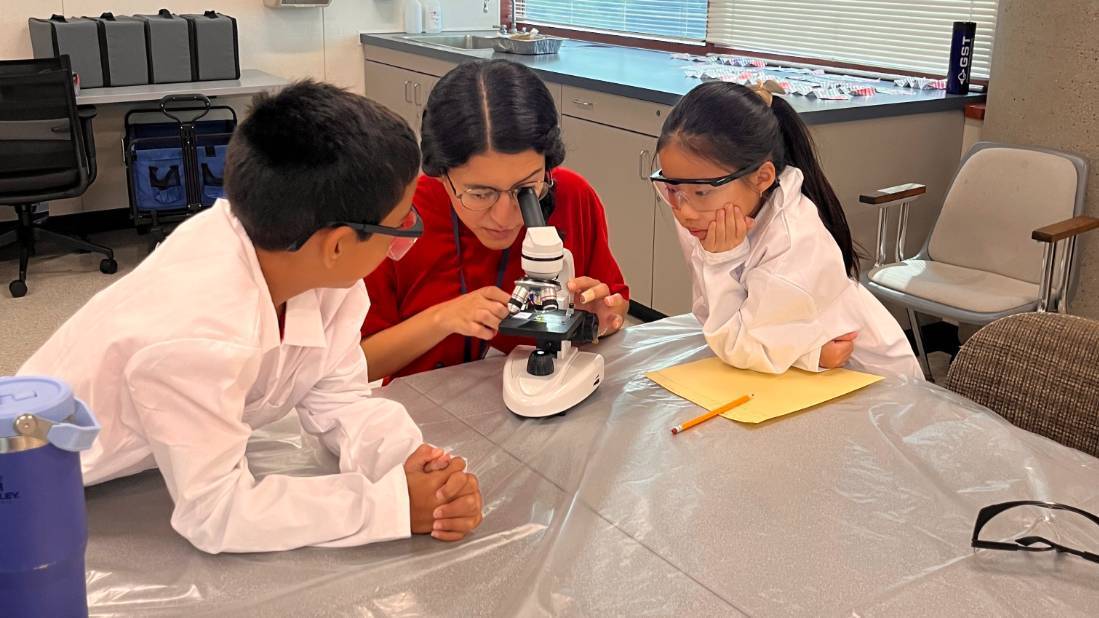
[0,56,116,298]
[858,142,1097,380]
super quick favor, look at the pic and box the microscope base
[502,345,604,418]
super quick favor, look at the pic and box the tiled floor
[0,228,148,375]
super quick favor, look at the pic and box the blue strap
[450,208,511,363]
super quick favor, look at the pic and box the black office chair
[0,56,116,298]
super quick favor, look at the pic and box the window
[518,0,999,79]
[516,0,709,41]
[708,1,998,78]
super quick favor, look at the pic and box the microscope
[497,187,604,418]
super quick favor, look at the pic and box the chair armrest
[1034,216,1099,313]
[860,183,927,267]
[859,183,927,206]
[1032,216,1099,243]
[77,105,97,184]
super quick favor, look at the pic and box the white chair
[859,142,1098,380]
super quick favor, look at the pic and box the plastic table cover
[83,315,1099,616]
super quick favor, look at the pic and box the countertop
[361,32,984,124]
[75,69,288,106]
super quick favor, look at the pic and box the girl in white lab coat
[650,81,923,379]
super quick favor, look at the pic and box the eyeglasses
[285,205,424,261]
[971,500,1099,565]
[649,160,765,211]
[445,174,555,212]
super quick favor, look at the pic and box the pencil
[670,394,752,435]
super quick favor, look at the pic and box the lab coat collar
[746,166,805,238]
[769,165,805,215]
[217,200,328,351]
[281,290,328,349]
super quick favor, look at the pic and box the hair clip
[750,80,787,106]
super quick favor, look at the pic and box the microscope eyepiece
[517,186,546,228]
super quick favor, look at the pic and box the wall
[0,0,499,215]
[961,116,982,159]
[812,111,965,264]
[981,0,1099,319]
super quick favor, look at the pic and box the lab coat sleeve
[125,339,415,554]
[714,267,826,373]
[689,240,827,374]
[297,287,424,547]
[295,337,422,518]
[296,341,421,482]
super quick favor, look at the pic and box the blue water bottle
[0,376,101,618]
[947,21,977,95]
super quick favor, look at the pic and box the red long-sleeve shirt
[362,167,629,379]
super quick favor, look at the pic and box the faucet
[509,0,517,33]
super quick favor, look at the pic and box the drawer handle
[571,98,594,109]
[639,149,650,180]
[403,81,412,104]
[413,82,424,106]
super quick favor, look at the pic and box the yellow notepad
[646,357,883,424]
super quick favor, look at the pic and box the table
[75,69,287,106]
[83,316,1099,616]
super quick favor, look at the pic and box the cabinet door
[651,204,695,316]
[560,115,656,306]
[363,61,417,131]
[409,73,439,135]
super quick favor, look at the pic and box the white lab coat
[19,200,423,554]
[677,166,923,380]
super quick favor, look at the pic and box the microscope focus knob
[526,349,555,376]
[573,311,600,344]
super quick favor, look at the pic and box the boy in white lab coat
[650,81,923,379]
[19,81,484,553]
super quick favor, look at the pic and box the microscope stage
[498,309,587,342]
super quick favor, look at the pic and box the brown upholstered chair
[946,312,1099,458]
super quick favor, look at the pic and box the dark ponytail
[658,82,860,278]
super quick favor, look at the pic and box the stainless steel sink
[400,34,498,55]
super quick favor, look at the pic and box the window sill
[519,21,990,86]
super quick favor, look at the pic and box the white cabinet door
[363,61,417,130]
[560,115,656,306]
[363,61,437,136]
[409,73,438,135]
[651,205,695,316]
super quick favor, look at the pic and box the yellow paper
[646,357,883,424]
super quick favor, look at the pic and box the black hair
[224,80,420,251]
[657,81,860,278]
[420,60,564,218]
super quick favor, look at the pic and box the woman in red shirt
[361,60,629,380]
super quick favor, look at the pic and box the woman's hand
[567,276,627,336]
